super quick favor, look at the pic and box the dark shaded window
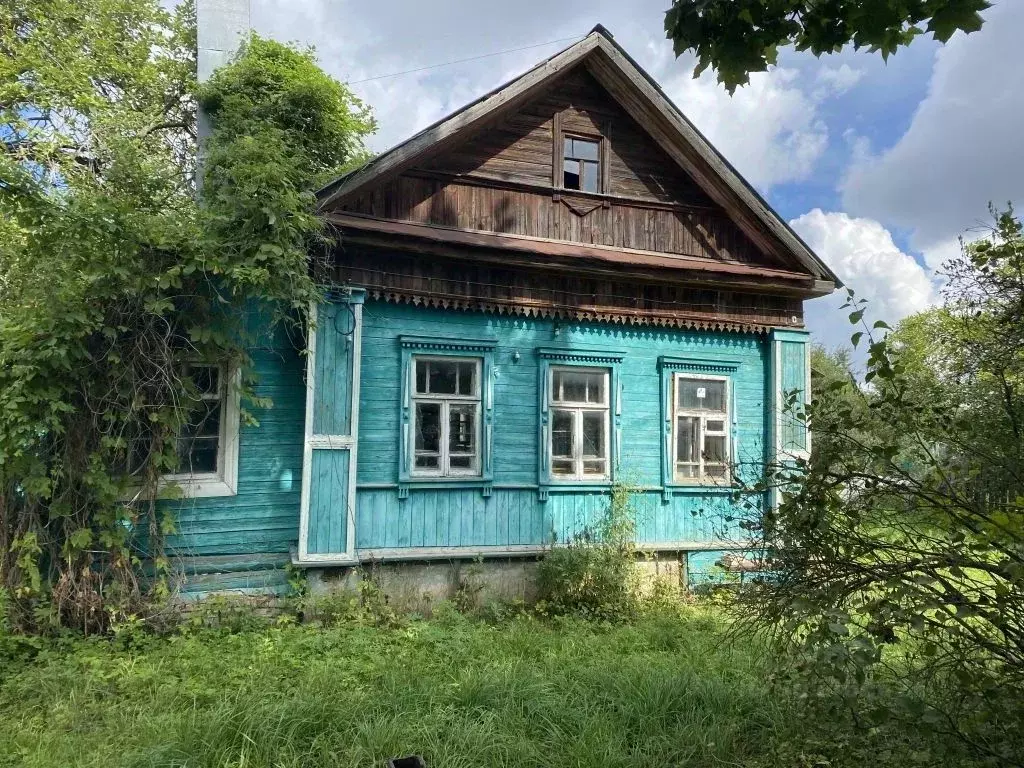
[562,136,600,192]
[123,363,225,478]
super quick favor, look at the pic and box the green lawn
[0,604,970,768]
[0,606,799,768]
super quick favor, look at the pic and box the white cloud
[814,63,864,97]
[657,63,829,189]
[792,210,937,350]
[248,0,841,191]
[841,0,1024,255]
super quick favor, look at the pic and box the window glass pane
[190,366,220,397]
[415,455,439,469]
[559,370,587,402]
[415,360,427,393]
[177,436,218,474]
[554,370,604,403]
[582,411,605,459]
[448,404,476,455]
[457,361,476,396]
[675,463,698,479]
[415,402,441,452]
[581,161,599,192]
[571,138,599,161]
[705,465,728,478]
[704,435,727,463]
[563,160,580,190]
[706,419,726,433]
[427,360,458,394]
[180,400,220,439]
[551,409,574,458]
[563,137,574,158]
[676,416,699,463]
[677,378,726,411]
[583,460,605,476]
[552,459,574,476]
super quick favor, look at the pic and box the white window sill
[122,474,237,501]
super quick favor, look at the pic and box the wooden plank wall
[158,321,306,557]
[355,487,753,550]
[353,299,770,552]
[333,66,789,270]
[421,67,710,206]
[333,248,803,329]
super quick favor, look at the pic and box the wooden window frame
[671,373,731,484]
[409,355,483,478]
[122,362,241,500]
[547,366,611,481]
[552,111,609,195]
[398,335,497,488]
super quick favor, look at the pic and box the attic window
[562,136,601,192]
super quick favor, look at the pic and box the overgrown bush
[0,1,374,632]
[739,208,1024,765]
[536,481,641,620]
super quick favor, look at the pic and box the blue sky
[250,0,1023,353]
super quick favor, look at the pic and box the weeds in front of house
[536,480,643,621]
[0,600,996,768]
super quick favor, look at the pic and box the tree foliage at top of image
[0,0,374,632]
[738,208,1024,765]
[664,0,992,92]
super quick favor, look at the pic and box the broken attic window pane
[563,159,580,190]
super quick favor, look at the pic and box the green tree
[0,0,374,631]
[664,0,992,92]
[742,211,1024,764]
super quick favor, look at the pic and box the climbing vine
[0,0,374,632]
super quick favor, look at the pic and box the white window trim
[672,372,731,485]
[547,366,611,482]
[122,364,240,501]
[410,355,483,478]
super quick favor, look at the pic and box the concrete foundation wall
[306,551,694,614]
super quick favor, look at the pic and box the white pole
[196,0,251,187]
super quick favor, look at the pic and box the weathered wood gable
[318,27,838,332]
[336,67,783,269]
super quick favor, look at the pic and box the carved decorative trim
[658,355,742,373]
[560,197,603,217]
[537,346,626,364]
[376,291,772,334]
[398,335,498,352]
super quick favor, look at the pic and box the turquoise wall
[160,299,773,560]
[354,301,770,551]
[161,322,305,557]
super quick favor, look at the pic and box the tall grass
[0,607,788,768]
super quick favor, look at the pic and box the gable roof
[317,25,839,287]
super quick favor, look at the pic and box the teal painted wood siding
[355,487,749,550]
[306,449,350,554]
[156,298,777,566]
[779,339,809,453]
[355,300,770,552]
[159,322,306,556]
[311,302,356,437]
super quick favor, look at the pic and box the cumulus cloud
[792,210,937,350]
[814,63,864,97]
[841,0,1024,255]
[657,63,829,189]
[248,0,842,190]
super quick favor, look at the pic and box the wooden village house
[164,27,838,600]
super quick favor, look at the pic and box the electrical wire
[346,35,585,85]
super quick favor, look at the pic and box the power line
[346,34,585,85]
